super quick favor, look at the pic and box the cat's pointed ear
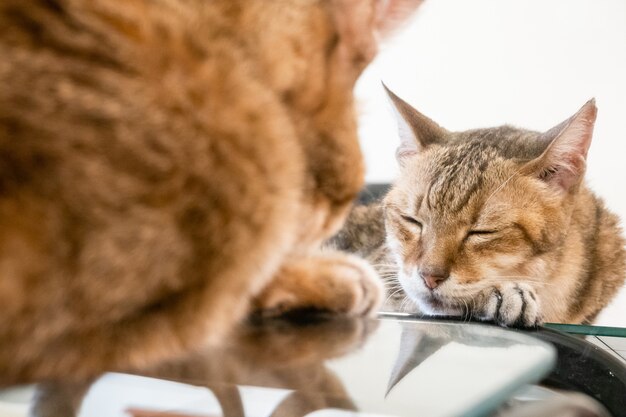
[331,0,423,64]
[526,99,597,192]
[375,0,425,37]
[383,83,447,163]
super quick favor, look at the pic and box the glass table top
[0,316,557,417]
[543,323,626,338]
[380,312,626,364]
[543,323,626,364]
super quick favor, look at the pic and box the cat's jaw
[396,268,464,316]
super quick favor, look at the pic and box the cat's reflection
[30,317,377,417]
[385,320,520,396]
[29,318,553,417]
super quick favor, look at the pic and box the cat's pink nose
[420,272,449,290]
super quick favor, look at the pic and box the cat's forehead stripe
[426,141,493,214]
[422,126,547,215]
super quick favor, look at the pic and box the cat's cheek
[396,269,418,294]
[464,246,533,281]
[385,233,414,272]
[396,269,459,316]
[520,258,548,279]
[396,269,427,304]
[490,254,526,271]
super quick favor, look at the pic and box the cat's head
[382,86,597,316]
[235,0,423,241]
[241,0,424,114]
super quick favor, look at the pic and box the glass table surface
[0,316,557,417]
[543,323,626,363]
[377,314,626,417]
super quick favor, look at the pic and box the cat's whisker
[384,288,405,306]
[370,263,398,268]
[397,296,405,312]
[399,296,408,312]
[377,271,399,277]
[461,298,469,323]
[384,283,403,289]
[482,275,544,280]
[400,295,414,313]
[374,269,399,274]
[464,277,557,288]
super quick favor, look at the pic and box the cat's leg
[30,379,95,417]
[253,251,383,317]
[476,283,541,327]
[144,318,377,383]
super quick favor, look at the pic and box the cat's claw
[480,283,541,327]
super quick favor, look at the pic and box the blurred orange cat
[0,0,421,382]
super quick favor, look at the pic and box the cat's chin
[396,276,464,316]
[413,293,464,317]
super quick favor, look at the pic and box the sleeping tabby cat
[332,86,626,326]
[0,0,422,383]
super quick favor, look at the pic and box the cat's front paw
[254,253,383,318]
[478,283,541,327]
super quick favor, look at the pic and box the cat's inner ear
[527,99,597,192]
[383,84,447,162]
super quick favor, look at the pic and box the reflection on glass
[382,321,555,416]
[0,317,557,417]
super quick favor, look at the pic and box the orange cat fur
[0,0,421,383]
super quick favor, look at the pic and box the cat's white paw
[479,283,541,327]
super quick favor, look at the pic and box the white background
[355,0,626,326]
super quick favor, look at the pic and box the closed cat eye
[401,215,422,227]
[467,230,498,236]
